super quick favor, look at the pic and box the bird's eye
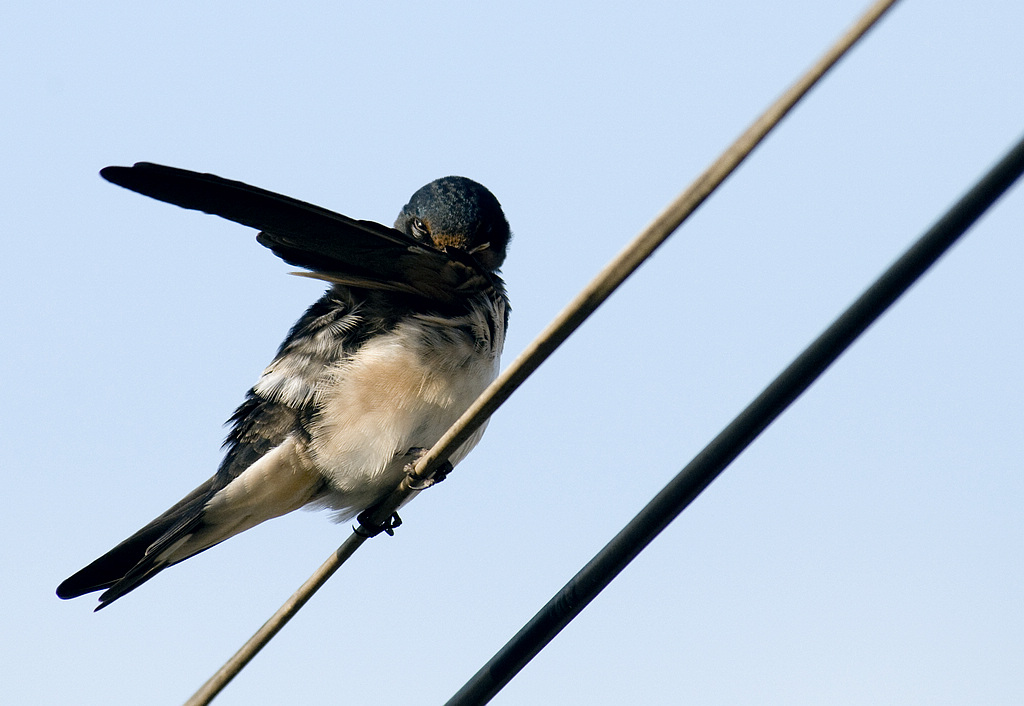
[411,217,430,237]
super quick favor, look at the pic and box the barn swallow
[57,163,511,610]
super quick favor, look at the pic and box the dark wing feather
[100,162,472,301]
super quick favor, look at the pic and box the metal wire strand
[445,133,1024,706]
[185,0,901,703]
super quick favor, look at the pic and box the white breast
[308,312,502,515]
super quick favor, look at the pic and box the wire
[184,0,902,703]
[444,133,1024,706]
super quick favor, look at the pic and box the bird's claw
[354,509,403,538]
[404,447,454,490]
[352,448,453,537]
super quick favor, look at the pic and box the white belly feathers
[308,315,500,512]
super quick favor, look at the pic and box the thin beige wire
[184,1,902,703]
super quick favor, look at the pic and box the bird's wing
[101,162,486,302]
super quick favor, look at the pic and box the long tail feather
[56,478,216,608]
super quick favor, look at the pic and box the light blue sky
[3,2,1022,704]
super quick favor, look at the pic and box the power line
[444,132,1024,706]
[185,0,901,703]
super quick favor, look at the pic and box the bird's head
[394,176,511,272]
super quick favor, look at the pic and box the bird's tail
[58,438,326,609]
[56,478,221,610]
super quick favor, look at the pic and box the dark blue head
[395,176,510,271]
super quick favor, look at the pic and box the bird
[57,162,511,610]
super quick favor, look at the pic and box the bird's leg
[354,449,453,537]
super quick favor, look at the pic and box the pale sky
[3,1,1022,704]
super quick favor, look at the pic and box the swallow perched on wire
[57,163,511,610]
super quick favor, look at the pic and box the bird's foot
[355,508,403,537]
[352,449,453,537]
[403,447,454,490]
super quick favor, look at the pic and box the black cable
[445,133,1024,706]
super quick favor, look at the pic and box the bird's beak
[431,232,472,250]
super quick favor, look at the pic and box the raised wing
[101,162,482,302]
